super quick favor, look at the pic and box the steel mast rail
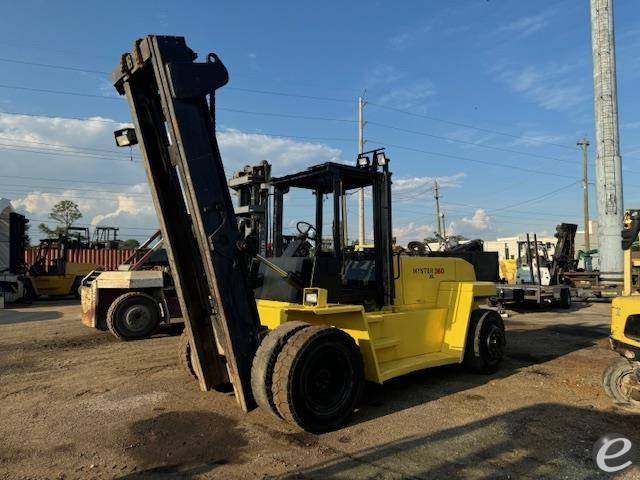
[112,35,261,411]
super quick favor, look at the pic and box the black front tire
[251,321,311,418]
[271,326,364,433]
[463,309,506,374]
[106,292,161,341]
[603,358,640,408]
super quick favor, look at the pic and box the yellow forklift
[113,35,506,432]
[25,234,97,298]
[603,209,640,408]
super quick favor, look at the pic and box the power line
[368,139,580,180]
[0,134,138,156]
[0,144,139,162]
[0,109,127,125]
[0,56,594,157]
[220,107,356,123]
[367,120,580,165]
[224,86,353,104]
[368,101,578,151]
[0,56,108,75]
[0,182,149,196]
[0,83,122,100]
[0,173,139,187]
[0,57,356,103]
[487,181,582,213]
[1,188,151,202]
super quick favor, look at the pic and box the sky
[1,0,640,245]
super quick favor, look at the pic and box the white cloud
[389,24,433,50]
[0,112,130,147]
[366,64,404,88]
[11,183,156,241]
[393,173,465,202]
[461,209,491,230]
[248,53,257,60]
[508,130,570,148]
[494,63,586,112]
[1,113,346,240]
[378,80,436,110]
[218,128,342,175]
[498,13,549,38]
[393,222,435,245]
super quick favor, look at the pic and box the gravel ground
[1,299,640,479]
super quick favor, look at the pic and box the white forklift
[494,224,575,309]
[80,161,271,340]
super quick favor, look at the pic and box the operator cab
[254,150,394,310]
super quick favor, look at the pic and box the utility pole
[578,137,591,251]
[434,180,443,238]
[590,0,624,281]
[441,211,447,240]
[341,182,348,247]
[357,95,366,245]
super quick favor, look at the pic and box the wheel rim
[122,304,153,332]
[485,325,505,362]
[617,370,640,406]
[301,345,352,416]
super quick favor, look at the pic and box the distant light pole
[578,137,591,251]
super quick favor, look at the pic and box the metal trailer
[0,210,29,305]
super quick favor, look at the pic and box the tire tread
[106,291,160,341]
[271,325,363,432]
[251,321,310,418]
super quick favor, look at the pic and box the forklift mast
[550,223,577,282]
[113,35,261,411]
[228,161,271,257]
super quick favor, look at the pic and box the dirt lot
[1,300,640,479]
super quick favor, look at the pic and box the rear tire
[251,321,311,418]
[271,326,364,433]
[463,309,506,374]
[106,292,160,341]
[603,358,640,408]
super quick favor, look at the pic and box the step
[372,337,400,350]
[378,352,455,382]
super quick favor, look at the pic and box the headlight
[304,291,318,305]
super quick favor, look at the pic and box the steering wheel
[296,221,317,240]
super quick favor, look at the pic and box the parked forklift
[603,209,640,408]
[113,35,506,432]
[25,234,98,298]
[80,161,271,341]
[494,224,575,309]
[80,229,180,340]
